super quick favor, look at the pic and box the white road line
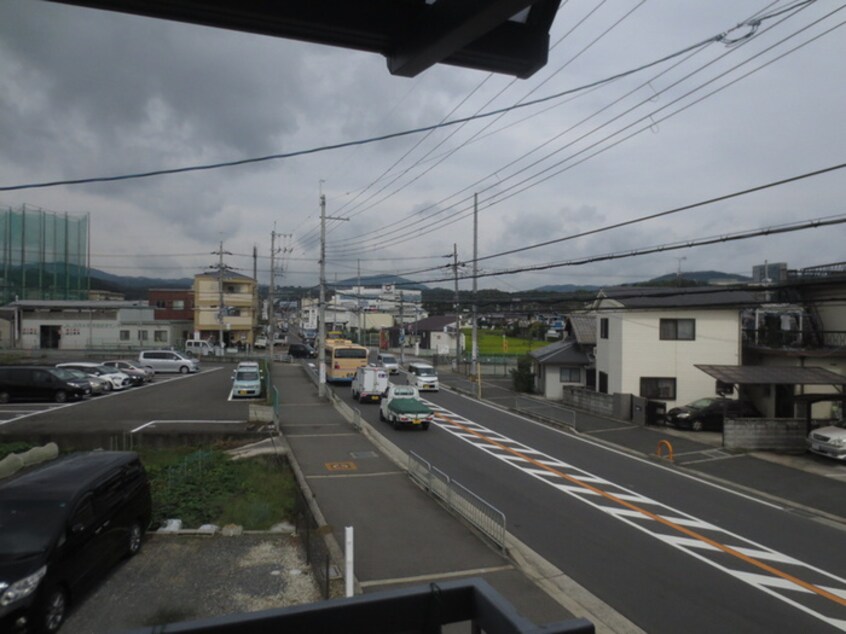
[130,419,245,433]
[429,403,846,629]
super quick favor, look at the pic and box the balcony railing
[742,329,846,349]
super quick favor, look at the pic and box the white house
[529,314,596,399]
[591,287,759,408]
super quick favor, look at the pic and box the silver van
[407,362,439,392]
[137,350,200,374]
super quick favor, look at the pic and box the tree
[510,355,534,393]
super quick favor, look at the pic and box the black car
[0,451,152,633]
[0,367,91,404]
[288,343,317,359]
[666,397,761,431]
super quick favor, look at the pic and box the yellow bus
[325,339,369,383]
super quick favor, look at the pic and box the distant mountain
[533,284,601,293]
[330,274,428,291]
[647,270,751,284]
[89,268,193,289]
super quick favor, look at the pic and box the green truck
[379,384,434,430]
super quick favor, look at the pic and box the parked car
[0,450,152,633]
[55,363,133,391]
[808,420,846,461]
[288,343,317,359]
[231,366,262,399]
[666,397,761,432]
[376,353,399,375]
[137,350,200,374]
[407,362,439,392]
[60,368,108,396]
[0,366,91,404]
[184,339,216,356]
[102,360,154,383]
[96,362,144,387]
[253,336,268,349]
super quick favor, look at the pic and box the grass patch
[0,443,298,530]
[138,447,296,530]
[462,329,547,356]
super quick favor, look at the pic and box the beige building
[193,269,258,347]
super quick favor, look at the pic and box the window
[137,330,149,341]
[154,331,168,342]
[600,318,609,339]
[559,367,581,383]
[172,300,185,310]
[659,318,695,341]
[119,330,130,341]
[598,371,608,394]
[155,300,166,309]
[640,377,677,400]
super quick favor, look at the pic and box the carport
[694,364,846,434]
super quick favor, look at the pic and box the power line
[2,6,775,194]
[324,2,828,258]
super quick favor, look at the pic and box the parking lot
[0,360,312,633]
[0,362,268,438]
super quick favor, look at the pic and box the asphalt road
[0,363,256,437]
[333,379,846,633]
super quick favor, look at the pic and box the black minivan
[0,451,152,633]
[0,367,91,404]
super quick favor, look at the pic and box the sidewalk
[440,371,846,525]
[272,363,639,634]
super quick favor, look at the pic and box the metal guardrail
[408,451,507,553]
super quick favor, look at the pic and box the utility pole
[471,193,478,378]
[268,229,280,366]
[211,240,232,349]
[399,291,405,366]
[318,192,348,398]
[453,243,461,373]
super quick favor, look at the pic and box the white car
[407,362,439,392]
[138,350,200,374]
[376,353,400,375]
[254,336,268,349]
[56,362,133,391]
[808,421,846,461]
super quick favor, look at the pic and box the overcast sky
[1,0,844,292]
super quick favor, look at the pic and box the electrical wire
[326,3,839,259]
[2,4,774,194]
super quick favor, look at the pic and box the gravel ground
[62,533,322,633]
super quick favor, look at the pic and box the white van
[351,366,389,403]
[138,350,200,374]
[185,339,215,356]
[407,362,439,392]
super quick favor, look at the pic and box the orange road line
[440,413,846,608]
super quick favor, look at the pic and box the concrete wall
[561,386,615,418]
[723,418,807,453]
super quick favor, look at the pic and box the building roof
[409,315,458,332]
[596,286,760,310]
[695,364,846,386]
[49,0,563,79]
[9,300,150,309]
[194,269,256,283]
[529,339,590,366]
[567,314,596,345]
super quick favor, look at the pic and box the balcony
[742,328,846,351]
